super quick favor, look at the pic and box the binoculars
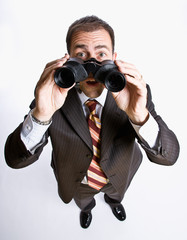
[54,58,126,92]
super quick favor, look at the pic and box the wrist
[129,109,149,126]
[31,109,52,124]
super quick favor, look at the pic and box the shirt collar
[77,88,108,107]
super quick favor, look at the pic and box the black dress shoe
[80,211,92,229]
[111,204,126,221]
[104,194,126,221]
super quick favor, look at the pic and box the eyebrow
[74,44,87,50]
[95,45,110,51]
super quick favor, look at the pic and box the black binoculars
[54,58,126,92]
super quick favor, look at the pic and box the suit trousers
[73,182,124,212]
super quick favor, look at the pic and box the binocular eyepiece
[54,58,126,92]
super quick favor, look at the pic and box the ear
[112,52,117,61]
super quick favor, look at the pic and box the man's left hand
[112,60,149,126]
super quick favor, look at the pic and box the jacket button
[21,156,27,161]
[162,149,168,157]
[101,158,108,162]
[86,154,92,159]
[109,174,116,178]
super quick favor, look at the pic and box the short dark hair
[66,15,115,53]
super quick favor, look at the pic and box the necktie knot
[85,100,97,115]
[85,100,101,129]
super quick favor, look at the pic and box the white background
[0,0,187,239]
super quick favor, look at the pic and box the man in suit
[5,16,179,229]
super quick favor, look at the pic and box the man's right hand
[32,54,74,121]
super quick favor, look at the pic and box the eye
[99,52,106,58]
[76,52,86,58]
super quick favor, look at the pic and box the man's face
[69,29,117,98]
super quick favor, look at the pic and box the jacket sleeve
[137,84,180,166]
[4,99,49,169]
[4,122,49,169]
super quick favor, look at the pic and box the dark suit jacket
[4,85,180,203]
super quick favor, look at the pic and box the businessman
[5,15,180,229]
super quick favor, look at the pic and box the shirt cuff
[20,111,51,153]
[130,113,159,148]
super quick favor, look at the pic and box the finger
[44,55,70,76]
[115,60,137,70]
[58,82,76,93]
[38,56,69,86]
[119,66,142,80]
[115,60,142,80]
[36,68,56,89]
[125,74,146,90]
[45,54,69,68]
[42,61,63,79]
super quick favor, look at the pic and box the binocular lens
[55,68,75,88]
[105,72,126,92]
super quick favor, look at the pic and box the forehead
[70,29,112,51]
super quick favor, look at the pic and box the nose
[87,72,94,78]
[86,51,97,61]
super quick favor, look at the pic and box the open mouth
[86,79,99,86]
[85,73,99,86]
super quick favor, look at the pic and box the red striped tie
[85,100,108,190]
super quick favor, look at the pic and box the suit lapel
[61,88,93,151]
[101,92,129,158]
